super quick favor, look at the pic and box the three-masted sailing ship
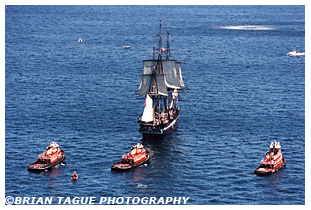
[137,21,185,138]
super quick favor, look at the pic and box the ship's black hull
[140,115,179,139]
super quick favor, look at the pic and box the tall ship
[137,21,185,138]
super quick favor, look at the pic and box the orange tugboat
[27,142,66,172]
[254,141,286,176]
[111,143,149,171]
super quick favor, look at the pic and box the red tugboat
[27,142,66,172]
[111,143,149,171]
[254,141,286,176]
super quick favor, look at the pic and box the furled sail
[141,94,154,122]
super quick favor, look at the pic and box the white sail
[142,61,154,74]
[162,60,181,89]
[175,62,185,87]
[141,94,154,122]
[139,74,168,96]
[139,61,168,96]
[138,60,184,96]
[139,61,155,96]
[139,74,152,96]
[155,74,168,96]
[138,61,153,92]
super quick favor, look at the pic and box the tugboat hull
[111,154,150,171]
[254,157,286,176]
[27,152,66,172]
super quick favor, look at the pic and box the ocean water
[5,5,305,205]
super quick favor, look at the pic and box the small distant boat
[111,143,149,171]
[254,141,286,176]
[71,171,78,180]
[123,46,131,49]
[78,38,83,43]
[287,49,305,56]
[28,142,66,172]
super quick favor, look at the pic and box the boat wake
[219,25,275,31]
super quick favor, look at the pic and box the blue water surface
[5,5,305,205]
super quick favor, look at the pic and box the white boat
[287,49,305,56]
[78,38,83,43]
[123,46,131,49]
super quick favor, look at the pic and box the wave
[219,25,276,31]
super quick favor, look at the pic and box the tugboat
[136,20,185,139]
[111,143,149,171]
[254,141,286,176]
[27,142,66,172]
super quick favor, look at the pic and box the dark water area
[5,5,305,204]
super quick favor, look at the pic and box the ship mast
[157,20,163,118]
[165,27,170,109]
[149,44,156,95]
[166,27,170,60]
[149,20,164,96]
[157,19,163,74]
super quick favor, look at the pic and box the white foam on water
[137,183,148,188]
[219,25,276,31]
